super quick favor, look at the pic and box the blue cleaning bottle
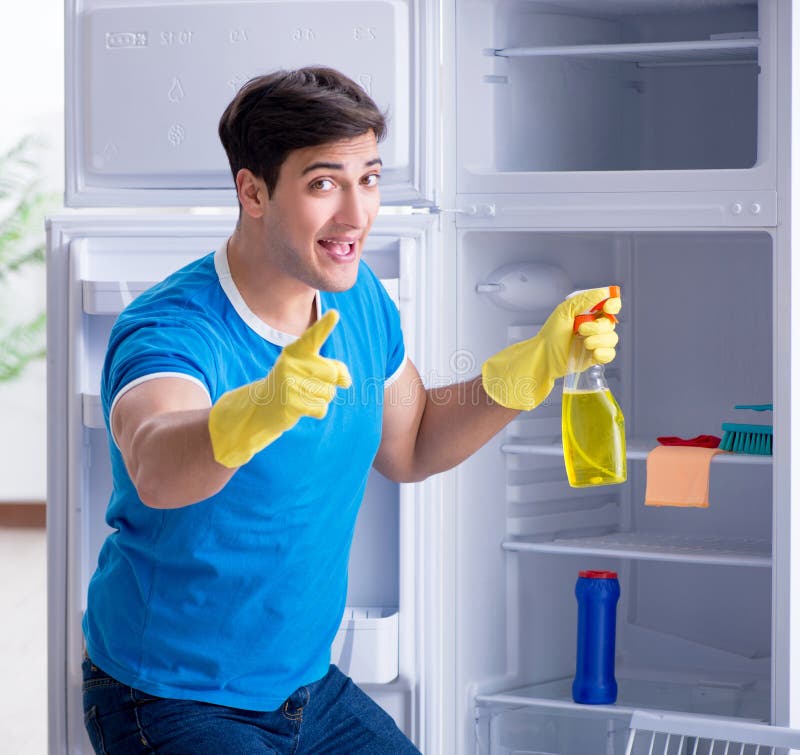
[572,570,620,705]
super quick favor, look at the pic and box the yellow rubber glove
[481,287,621,410]
[208,309,352,468]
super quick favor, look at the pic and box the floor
[0,525,47,754]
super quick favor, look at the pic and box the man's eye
[311,179,334,191]
[363,174,381,187]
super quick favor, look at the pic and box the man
[82,67,619,753]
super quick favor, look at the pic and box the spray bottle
[562,287,626,488]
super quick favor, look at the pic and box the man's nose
[335,187,372,228]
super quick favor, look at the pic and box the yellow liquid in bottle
[562,389,627,488]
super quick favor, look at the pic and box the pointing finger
[295,309,340,355]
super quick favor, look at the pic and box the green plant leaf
[0,312,47,383]
[0,135,53,382]
[0,191,51,281]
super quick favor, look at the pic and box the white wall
[0,1,64,500]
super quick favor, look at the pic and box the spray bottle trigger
[571,285,621,334]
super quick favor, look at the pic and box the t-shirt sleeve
[101,315,217,429]
[383,296,406,385]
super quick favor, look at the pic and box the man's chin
[322,277,359,294]
[317,265,360,293]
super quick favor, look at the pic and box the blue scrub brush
[719,404,773,455]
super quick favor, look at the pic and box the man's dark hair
[218,67,388,196]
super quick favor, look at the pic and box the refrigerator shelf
[502,533,770,568]
[475,671,769,722]
[492,38,759,67]
[502,439,772,465]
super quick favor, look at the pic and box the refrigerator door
[65,0,438,207]
[46,212,438,754]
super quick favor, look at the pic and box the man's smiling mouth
[318,239,356,257]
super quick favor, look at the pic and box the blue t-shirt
[83,244,406,710]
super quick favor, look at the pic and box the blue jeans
[82,656,420,754]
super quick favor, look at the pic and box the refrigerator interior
[49,215,431,753]
[451,229,774,753]
[456,0,775,194]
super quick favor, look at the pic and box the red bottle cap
[579,570,618,579]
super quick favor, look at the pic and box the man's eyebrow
[301,157,383,175]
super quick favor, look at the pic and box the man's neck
[225,229,317,336]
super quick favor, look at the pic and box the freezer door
[65,0,437,207]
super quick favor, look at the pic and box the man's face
[259,131,382,293]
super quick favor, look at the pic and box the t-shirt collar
[214,239,322,347]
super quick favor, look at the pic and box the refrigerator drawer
[483,705,633,755]
[482,706,800,755]
[625,710,800,755]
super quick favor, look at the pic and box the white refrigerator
[46,0,800,753]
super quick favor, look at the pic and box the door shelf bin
[83,280,155,315]
[331,608,398,685]
[82,393,104,429]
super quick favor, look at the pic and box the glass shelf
[476,671,769,722]
[502,532,770,568]
[492,38,759,66]
[502,439,772,466]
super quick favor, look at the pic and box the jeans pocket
[84,704,109,755]
[130,686,161,704]
[83,674,126,693]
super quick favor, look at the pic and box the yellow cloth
[645,446,727,508]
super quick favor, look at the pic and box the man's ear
[236,169,266,218]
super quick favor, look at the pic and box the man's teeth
[320,240,354,256]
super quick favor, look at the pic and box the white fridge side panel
[784,0,800,732]
[46,222,71,755]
